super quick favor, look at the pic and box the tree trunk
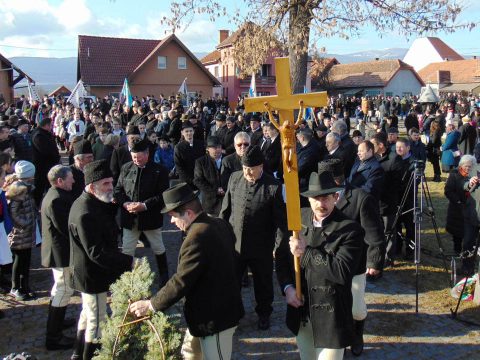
[288,2,311,94]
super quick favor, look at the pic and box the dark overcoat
[41,187,74,268]
[68,192,132,294]
[347,156,385,201]
[70,165,85,200]
[263,136,282,176]
[336,187,385,272]
[220,152,242,190]
[150,212,244,337]
[193,155,223,215]
[377,151,403,216]
[110,145,132,184]
[219,171,288,258]
[32,127,60,177]
[444,171,474,238]
[174,140,205,187]
[114,161,169,231]
[275,207,363,349]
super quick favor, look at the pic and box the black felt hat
[241,145,264,167]
[130,138,149,153]
[206,136,221,148]
[73,139,93,156]
[215,113,226,122]
[84,159,113,185]
[301,171,343,198]
[161,182,199,214]
[182,121,193,130]
[318,159,344,178]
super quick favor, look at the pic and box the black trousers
[235,255,273,317]
[11,248,32,290]
[396,211,415,256]
[429,153,441,177]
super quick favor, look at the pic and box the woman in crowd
[445,155,479,274]
[441,123,461,173]
[427,120,443,182]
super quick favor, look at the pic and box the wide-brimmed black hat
[215,113,226,122]
[206,136,220,148]
[301,171,343,198]
[161,182,199,214]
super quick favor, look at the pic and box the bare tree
[162,0,477,94]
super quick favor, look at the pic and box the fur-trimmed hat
[241,145,264,167]
[84,159,112,185]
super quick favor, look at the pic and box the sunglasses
[236,143,250,147]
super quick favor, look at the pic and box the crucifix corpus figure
[264,101,305,173]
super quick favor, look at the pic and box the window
[261,64,271,77]
[214,66,219,77]
[385,92,393,97]
[178,57,187,69]
[365,90,381,97]
[157,56,167,69]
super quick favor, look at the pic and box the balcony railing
[239,76,276,86]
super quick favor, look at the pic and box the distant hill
[9,48,412,95]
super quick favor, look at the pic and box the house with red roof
[312,59,424,97]
[0,52,33,105]
[77,34,220,99]
[201,28,278,109]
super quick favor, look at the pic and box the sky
[1,0,480,58]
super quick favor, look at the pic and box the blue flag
[303,86,312,120]
[120,78,133,108]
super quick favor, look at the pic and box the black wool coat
[41,187,74,268]
[445,171,470,238]
[336,187,385,272]
[219,171,289,258]
[377,151,403,216]
[220,152,242,190]
[70,165,85,200]
[249,128,263,147]
[68,192,132,294]
[32,127,60,176]
[193,155,223,215]
[263,136,282,176]
[275,207,363,349]
[174,140,205,187]
[110,145,132,184]
[150,212,244,337]
[222,125,241,155]
[114,161,169,231]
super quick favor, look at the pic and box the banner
[67,79,88,108]
[120,78,133,108]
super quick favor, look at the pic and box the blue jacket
[441,130,460,167]
[347,156,385,201]
[154,146,175,171]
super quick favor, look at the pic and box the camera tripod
[387,160,449,313]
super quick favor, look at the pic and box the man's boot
[70,329,86,360]
[45,303,74,350]
[351,319,365,356]
[156,253,169,288]
[83,342,101,360]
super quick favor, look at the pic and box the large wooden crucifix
[244,57,328,299]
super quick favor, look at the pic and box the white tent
[418,85,440,103]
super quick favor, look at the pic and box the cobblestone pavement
[1,217,479,360]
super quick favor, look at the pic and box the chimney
[375,57,379,61]
[474,56,477,60]
[219,30,229,44]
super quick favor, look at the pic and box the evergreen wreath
[93,258,182,359]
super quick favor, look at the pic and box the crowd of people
[0,90,479,360]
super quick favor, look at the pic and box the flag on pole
[248,73,256,98]
[67,79,88,108]
[119,78,133,108]
[27,81,41,103]
[303,86,312,121]
[178,77,189,106]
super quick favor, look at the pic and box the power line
[0,44,76,51]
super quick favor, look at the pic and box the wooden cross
[244,57,328,299]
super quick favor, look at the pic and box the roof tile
[418,59,480,84]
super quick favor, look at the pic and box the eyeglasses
[236,143,250,147]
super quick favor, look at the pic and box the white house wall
[383,70,422,97]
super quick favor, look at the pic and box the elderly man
[70,140,94,200]
[130,183,244,360]
[220,145,288,330]
[41,165,75,351]
[69,160,133,360]
[114,138,170,286]
[276,171,364,360]
[331,120,356,176]
[220,132,250,189]
[110,126,141,184]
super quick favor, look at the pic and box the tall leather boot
[351,319,365,356]
[83,342,100,360]
[71,329,86,360]
[155,253,169,288]
[45,302,74,350]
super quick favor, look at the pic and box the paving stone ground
[1,216,479,359]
